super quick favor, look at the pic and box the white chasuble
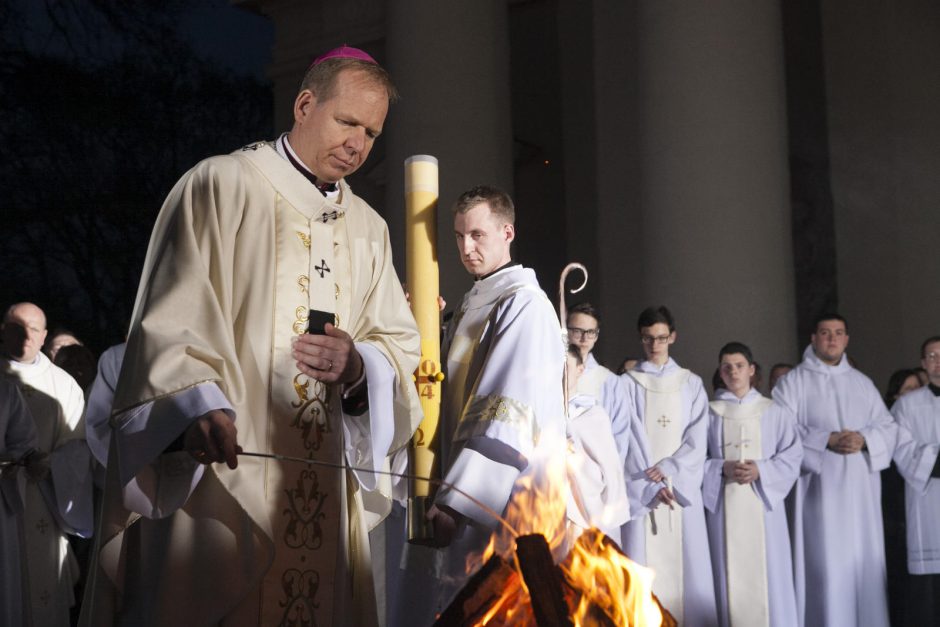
[420,266,565,619]
[86,141,421,627]
[631,369,689,624]
[710,398,772,627]
[439,268,555,484]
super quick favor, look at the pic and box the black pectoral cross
[657,414,671,428]
[314,259,331,278]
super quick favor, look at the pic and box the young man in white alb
[704,341,801,627]
[619,305,718,626]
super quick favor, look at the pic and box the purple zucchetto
[311,45,377,67]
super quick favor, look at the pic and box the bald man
[1,302,92,626]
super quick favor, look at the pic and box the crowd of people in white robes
[2,293,938,627]
[560,302,939,627]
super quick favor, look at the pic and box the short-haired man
[773,313,897,627]
[421,185,565,614]
[704,342,802,627]
[567,302,632,488]
[619,305,718,626]
[1,302,91,626]
[891,335,940,624]
[567,302,611,397]
[81,47,422,627]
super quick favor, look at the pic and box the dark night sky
[15,0,273,78]
[1,0,275,354]
[178,0,273,79]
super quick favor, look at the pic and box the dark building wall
[250,0,940,389]
[822,0,940,389]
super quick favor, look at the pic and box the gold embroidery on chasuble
[454,393,540,449]
[261,194,344,626]
[292,306,309,336]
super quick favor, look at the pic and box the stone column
[634,1,797,381]
[384,0,514,307]
[821,0,940,388]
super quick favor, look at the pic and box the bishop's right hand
[184,409,241,469]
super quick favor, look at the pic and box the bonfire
[434,447,676,627]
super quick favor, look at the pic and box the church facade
[238,0,940,388]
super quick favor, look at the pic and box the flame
[562,530,664,627]
[462,433,667,626]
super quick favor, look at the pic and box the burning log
[516,534,575,627]
[435,555,519,627]
[434,529,676,627]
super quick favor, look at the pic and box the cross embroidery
[657,415,671,428]
[318,210,339,223]
[314,260,331,278]
[36,517,49,535]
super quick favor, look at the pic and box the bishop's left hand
[292,323,363,384]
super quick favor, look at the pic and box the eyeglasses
[925,352,940,363]
[567,327,599,340]
[641,334,671,345]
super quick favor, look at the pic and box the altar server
[620,305,718,626]
[891,335,940,624]
[773,313,896,627]
[704,342,801,627]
